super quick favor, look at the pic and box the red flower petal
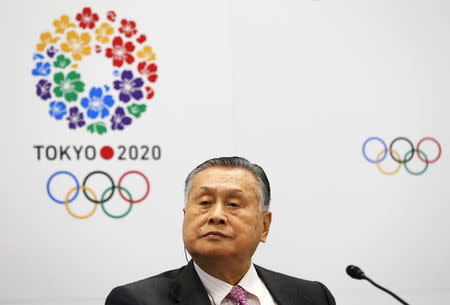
[148,75,158,83]
[105,48,114,58]
[137,62,146,73]
[124,41,135,52]
[125,54,134,64]
[112,36,123,47]
[137,34,146,44]
[113,58,124,67]
[149,63,157,72]
[146,87,154,99]
[83,7,91,15]
[107,11,116,22]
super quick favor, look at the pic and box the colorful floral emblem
[32,7,158,134]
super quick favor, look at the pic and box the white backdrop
[2,1,449,305]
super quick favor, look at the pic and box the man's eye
[199,201,210,206]
[227,202,239,208]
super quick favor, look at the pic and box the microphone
[346,265,410,305]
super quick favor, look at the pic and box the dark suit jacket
[105,260,335,305]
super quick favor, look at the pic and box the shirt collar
[193,261,262,304]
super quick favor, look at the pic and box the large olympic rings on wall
[46,170,150,219]
[362,137,442,176]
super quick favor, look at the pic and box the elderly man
[106,157,335,305]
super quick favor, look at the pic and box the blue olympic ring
[46,171,80,204]
[362,137,387,164]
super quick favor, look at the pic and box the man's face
[182,167,272,261]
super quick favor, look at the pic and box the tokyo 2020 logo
[32,7,158,134]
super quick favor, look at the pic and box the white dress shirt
[194,262,278,305]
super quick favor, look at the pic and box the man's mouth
[203,231,228,238]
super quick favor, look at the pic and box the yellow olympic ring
[375,149,402,176]
[64,186,98,219]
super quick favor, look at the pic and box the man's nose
[208,202,227,225]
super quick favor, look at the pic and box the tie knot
[227,286,248,304]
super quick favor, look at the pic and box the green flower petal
[53,72,65,84]
[53,86,63,97]
[67,71,80,81]
[54,55,71,69]
[72,81,85,92]
[127,103,147,118]
[65,92,78,102]
[87,122,107,135]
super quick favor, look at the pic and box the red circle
[118,170,150,204]
[100,146,114,160]
[416,137,442,164]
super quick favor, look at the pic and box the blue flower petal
[54,109,67,120]
[57,102,66,110]
[101,108,110,118]
[81,97,90,109]
[103,95,115,107]
[89,87,103,99]
[33,53,44,61]
[87,108,99,119]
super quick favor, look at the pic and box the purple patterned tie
[227,286,250,305]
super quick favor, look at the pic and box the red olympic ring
[416,137,442,164]
[118,170,150,204]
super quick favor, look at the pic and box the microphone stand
[364,275,410,305]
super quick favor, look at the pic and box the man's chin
[190,246,234,258]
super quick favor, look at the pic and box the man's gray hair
[184,156,271,211]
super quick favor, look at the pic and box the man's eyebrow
[196,186,244,194]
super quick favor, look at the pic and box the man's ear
[260,211,272,243]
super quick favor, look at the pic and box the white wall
[2,1,449,304]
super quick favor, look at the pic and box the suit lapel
[255,265,315,305]
[169,260,211,305]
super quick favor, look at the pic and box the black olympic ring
[82,170,115,204]
[389,137,414,164]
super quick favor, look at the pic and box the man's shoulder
[254,264,335,305]
[105,265,186,305]
[124,264,186,288]
[255,264,316,285]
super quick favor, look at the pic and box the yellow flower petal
[73,53,82,61]
[80,32,91,45]
[41,32,52,41]
[36,43,45,52]
[61,43,72,53]
[81,46,91,56]
[66,30,79,41]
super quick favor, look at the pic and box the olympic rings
[362,137,442,176]
[46,170,150,219]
